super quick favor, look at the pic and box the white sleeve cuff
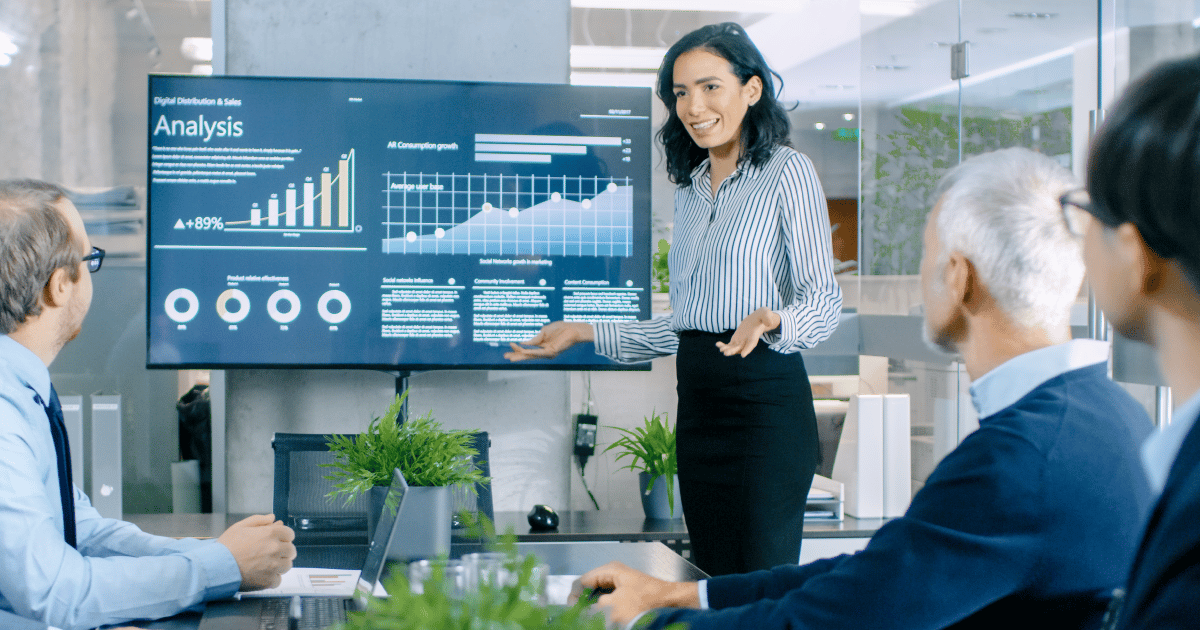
[697,579,710,610]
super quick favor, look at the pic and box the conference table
[123,513,707,629]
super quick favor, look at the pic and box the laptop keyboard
[258,597,350,630]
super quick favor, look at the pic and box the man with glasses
[0,179,297,630]
[1069,55,1200,630]
[576,148,1154,630]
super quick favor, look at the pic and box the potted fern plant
[324,390,487,558]
[345,533,611,630]
[604,410,680,519]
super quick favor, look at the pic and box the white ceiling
[570,0,1200,114]
[130,0,1200,116]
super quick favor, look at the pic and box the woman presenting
[505,22,841,576]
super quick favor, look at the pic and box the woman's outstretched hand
[504,321,595,362]
[715,307,781,357]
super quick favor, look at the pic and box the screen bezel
[145,73,654,372]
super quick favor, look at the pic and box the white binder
[882,394,912,517]
[832,394,885,518]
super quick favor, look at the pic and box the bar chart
[225,148,357,233]
[472,132,626,165]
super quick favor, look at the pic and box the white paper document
[546,575,581,606]
[238,567,387,598]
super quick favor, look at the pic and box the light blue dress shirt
[0,335,241,630]
[969,339,1112,418]
[1140,387,1200,496]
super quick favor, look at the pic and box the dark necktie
[43,386,77,548]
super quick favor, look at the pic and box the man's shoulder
[1122,423,1200,626]
[1153,421,1200,529]
[985,363,1150,444]
[929,364,1147,497]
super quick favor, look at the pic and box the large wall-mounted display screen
[147,75,651,369]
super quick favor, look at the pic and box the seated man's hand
[570,561,700,626]
[217,514,297,590]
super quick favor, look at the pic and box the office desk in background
[490,510,889,563]
[128,510,887,568]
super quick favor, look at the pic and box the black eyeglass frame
[1058,191,1093,238]
[81,246,105,273]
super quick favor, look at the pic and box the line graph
[381,173,632,256]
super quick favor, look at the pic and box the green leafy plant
[324,390,487,502]
[338,528,681,630]
[603,410,677,515]
[651,238,670,293]
[863,105,1072,275]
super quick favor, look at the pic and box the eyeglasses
[81,246,105,273]
[1058,190,1093,238]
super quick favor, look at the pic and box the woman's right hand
[504,321,594,362]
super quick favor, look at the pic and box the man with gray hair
[0,179,297,630]
[574,147,1153,630]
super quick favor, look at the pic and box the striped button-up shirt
[595,145,842,363]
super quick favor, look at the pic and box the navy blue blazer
[646,364,1153,630]
[1116,416,1200,629]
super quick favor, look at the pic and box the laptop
[198,468,409,630]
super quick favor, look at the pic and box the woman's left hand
[716,307,782,357]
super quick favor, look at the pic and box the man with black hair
[1075,53,1200,630]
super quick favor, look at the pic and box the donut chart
[267,290,302,323]
[318,290,351,324]
[216,289,251,323]
[165,287,350,326]
[165,288,199,323]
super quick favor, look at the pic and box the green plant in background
[337,532,608,630]
[604,410,677,515]
[862,106,1072,275]
[324,390,487,502]
[651,238,670,293]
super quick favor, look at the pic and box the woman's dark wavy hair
[656,22,791,187]
[1086,54,1200,294]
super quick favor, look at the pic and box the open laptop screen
[353,468,408,603]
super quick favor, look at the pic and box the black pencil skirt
[675,329,820,576]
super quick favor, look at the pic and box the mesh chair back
[272,433,368,536]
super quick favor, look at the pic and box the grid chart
[381,173,633,256]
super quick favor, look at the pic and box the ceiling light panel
[0,32,18,56]
[571,0,808,12]
[571,45,666,70]
[570,71,658,88]
[180,37,212,62]
[860,0,919,17]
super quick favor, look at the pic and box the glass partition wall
[845,0,1200,492]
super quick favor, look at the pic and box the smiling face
[671,48,762,158]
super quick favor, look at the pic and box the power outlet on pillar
[574,414,597,464]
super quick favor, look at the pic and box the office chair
[271,432,369,542]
